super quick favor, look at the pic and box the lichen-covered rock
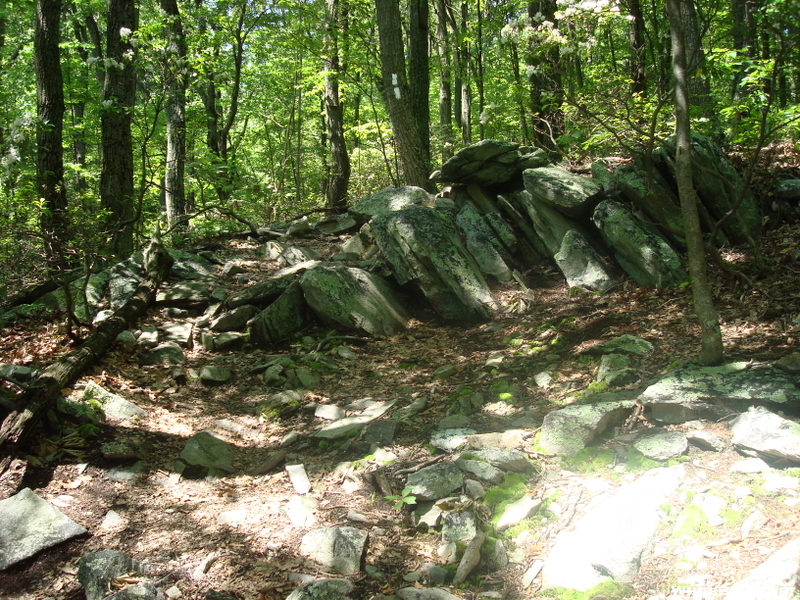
[373,206,492,322]
[349,186,432,223]
[730,406,800,463]
[554,229,615,292]
[455,203,513,282]
[431,139,548,187]
[299,265,408,337]
[249,281,307,348]
[523,166,603,219]
[593,200,687,288]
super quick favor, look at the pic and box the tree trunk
[666,0,723,366]
[35,0,69,266]
[627,0,647,94]
[434,0,453,160]
[374,0,435,192]
[323,0,351,212]
[526,0,563,152]
[678,0,710,107]
[161,0,188,231]
[0,235,173,473]
[408,0,430,163]
[100,0,137,258]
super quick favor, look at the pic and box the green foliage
[385,487,417,510]
[534,580,634,599]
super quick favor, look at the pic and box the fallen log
[0,237,173,475]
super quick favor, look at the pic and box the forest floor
[1,211,800,600]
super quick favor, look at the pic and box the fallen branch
[0,235,173,475]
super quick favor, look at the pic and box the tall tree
[678,0,711,107]
[434,0,454,160]
[323,0,350,212]
[666,0,724,365]
[374,0,435,191]
[35,0,68,264]
[408,0,430,162]
[626,0,647,94]
[100,0,137,258]
[161,0,187,231]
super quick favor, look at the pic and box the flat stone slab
[541,465,684,592]
[724,536,800,600]
[0,487,87,570]
[82,381,147,421]
[406,462,464,501]
[638,362,800,424]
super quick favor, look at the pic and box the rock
[582,334,654,355]
[454,457,504,484]
[723,536,800,600]
[406,462,464,501]
[523,166,603,218]
[315,404,346,421]
[160,321,194,347]
[686,429,727,452]
[554,229,615,292]
[363,419,399,444]
[285,495,318,527]
[514,190,586,257]
[438,414,472,430]
[469,447,532,472]
[214,331,246,351]
[56,394,106,424]
[299,527,368,575]
[81,381,147,421]
[225,272,298,308]
[249,281,307,348]
[466,430,526,449]
[441,510,478,542]
[775,352,800,374]
[137,325,159,347]
[300,265,408,337]
[639,362,800,424]
[260,241,320,266]
[593,199,687,288]
[541,466,684,592]
[349,185,432,223]
[141,341,186,366]
[455,202,513,282]
[286,578,355,600]
[729,457,772,473]
[78,550,144,600]
[774,179,800,202]
[496,495,542,531]
[452,530,485,585]
[286,463,313,494]
[632,430,688,461]
[156,280,216,307]
[431,428,477,452]
[0,488,87,570]
[656,133,760,244]
[200,366,233,385]
[315,213,358,235]
[613,163,685,246]
[313,399,397,439]
[539,393,637,455]
[597,353,640,386]
[431,139,548,187]
[730,406,800,463]
[180,431,235,473]
[209,305,259,332]
[372,206,493,322]
[396,588,463,600]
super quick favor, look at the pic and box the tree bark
[374,0,435,192]
[323,0,351,212]
[666,0,724,366]
[35,0,69,265]
[408,0,430,162]
[100,0,137,258]
[0,236,173,473]
[434,0,454,160]
[161,0,188,231]
[627,0,647,94]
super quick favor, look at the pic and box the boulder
[314,213,358,235]
[286,578,355,600]
[730,406,800,463]
[541,466,684,592]
[724,536,800,600]
[638,362,800,424]
[299,265,408,337]
[632,430,688,461]
[514,190,587,257]
[655,133,760,243]
[77,550,146,600]
[405,461,464,501]
[593,200,687,288]
[774,179,800,203]
[209,304,259,332]
[431,139,549,187]
[180,431,235,473]
[225,271,298,308]
[349,186,432,223]
[613,164,685,246]
[581,334,654,355]
[523,166,603,218]
[539,393,637,455]
[249,281,308,348]
[554,229,615,292]
[455,203,513,282]
[373,206,493,322]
